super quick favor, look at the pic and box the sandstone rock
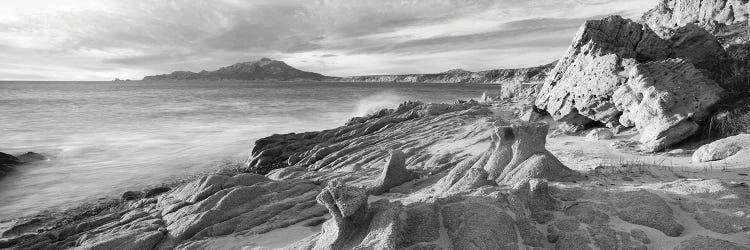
[479,123,583,185]
[692,134,750,162]
[310,181,403,250]
[536,14,727,152]
[630,229,650,244]
[317,180,368,220]
[246,100,493,174]
[555,233,592,250]
[586,128,614,141]
[515,218,545,247]
[613,190,684,236]
[440,199,518,250]
[446,167,494,193]
[613,59,723,151]
[402,203,441,246]
[536,15,669,127]
[674,235,749,250]
[370,150,415,195]
[642,0,749,37]
[667,24,729,80]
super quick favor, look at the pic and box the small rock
[144,186,171,198]
[668,149,687,155]
[121,191,144,201]
[586,128,614,141]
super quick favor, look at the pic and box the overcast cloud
[0,0,655,80]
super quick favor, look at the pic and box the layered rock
[246,100,494,175]
[536,15,669,127]
[369,150,416,195]
[481,123,583,185]
[613,59,723,151]
[535,15,726,151]
[642,0,749,38]
[435,123,583,194]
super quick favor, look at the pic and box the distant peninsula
[142,57,557,84]
[142,58,330,81]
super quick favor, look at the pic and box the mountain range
[142,58,329,81]
[141,58,555,84]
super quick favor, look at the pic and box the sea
[0,80,502,220]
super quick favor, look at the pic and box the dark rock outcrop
[142,58,329,81]
[0,151,46,178]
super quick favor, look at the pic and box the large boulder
[536,15,726,152]
[370,150,416,195]
[536,15,669,127]
[613,59,723,151]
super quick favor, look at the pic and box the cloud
[0,0,656,80]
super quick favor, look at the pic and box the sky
[0,0,656,80]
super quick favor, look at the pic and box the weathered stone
[480,123,583,185]
[370,150,415,195]
[402,203,441,247]
[613,59,723,151]
[586,128,614,141]
[674,235,749,250]
[446,167,494,193]
[692,134,749,162]
[536,15,669,126]
[555,233,592,250]
[440,200,518,250]
[613,190,684,236]
[630,229,650,244]
[642,0,749,37]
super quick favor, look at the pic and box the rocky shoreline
[2,0,750,249]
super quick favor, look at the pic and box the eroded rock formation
[369,150,416,195]
[481,123,584,185]
[535,15,726,151]
[642,0,749,38]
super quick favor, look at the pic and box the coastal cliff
[142,58,330,81]
[340,62,555,84]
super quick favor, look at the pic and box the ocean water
[0,81,501,220]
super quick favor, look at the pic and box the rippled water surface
[0,80,502,219]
